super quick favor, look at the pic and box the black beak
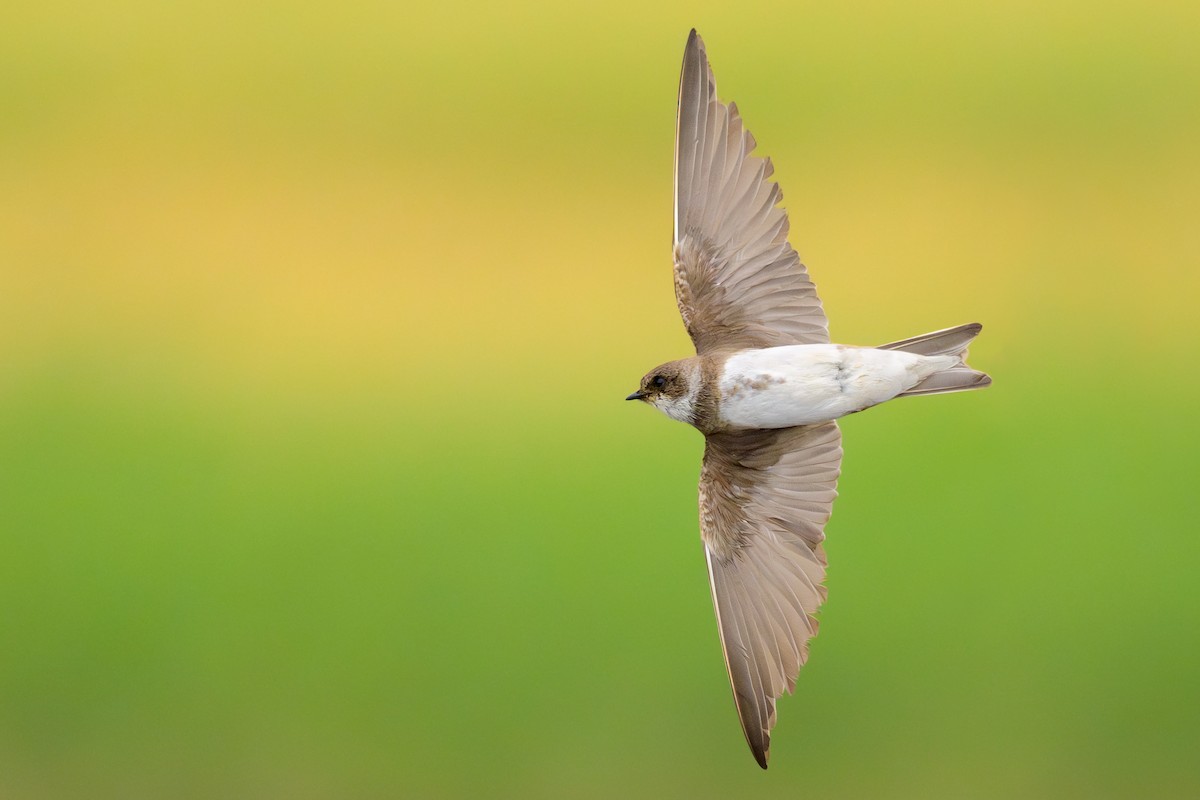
[626,391,647,401]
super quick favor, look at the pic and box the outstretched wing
[674,30,829,355]
[699,422,842,768]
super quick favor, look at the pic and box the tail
[879,322,992,397]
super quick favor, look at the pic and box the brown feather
[673,31,830,355]
[699,422,843,768]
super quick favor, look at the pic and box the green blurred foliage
[1,1,1198,797]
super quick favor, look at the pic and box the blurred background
[2,1,1198,797]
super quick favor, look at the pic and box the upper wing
[699,421,843,768]
[674,30,829,355]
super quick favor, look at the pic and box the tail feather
[880,323,991,397]
[878,322,982,357]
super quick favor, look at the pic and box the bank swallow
[627,30,991,769]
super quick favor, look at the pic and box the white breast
[717,345,950,429]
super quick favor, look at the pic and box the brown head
[625,359,700,424]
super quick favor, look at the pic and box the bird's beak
[626,390,647,401]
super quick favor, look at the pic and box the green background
[3,1,1198,797]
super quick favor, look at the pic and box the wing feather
[699,421,842,768]
[673,31,829,354]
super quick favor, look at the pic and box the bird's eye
[652,375,666,388]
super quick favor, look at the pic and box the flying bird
[626,30,991,769]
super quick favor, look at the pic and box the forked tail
[879,322,992,397]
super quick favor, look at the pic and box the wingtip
[754,746,770,770]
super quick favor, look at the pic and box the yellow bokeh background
[2,2,1197,797]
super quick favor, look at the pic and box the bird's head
[626,360,698,424]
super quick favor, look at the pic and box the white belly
[717,345,950,429]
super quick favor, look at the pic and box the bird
[625,29,991,769]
